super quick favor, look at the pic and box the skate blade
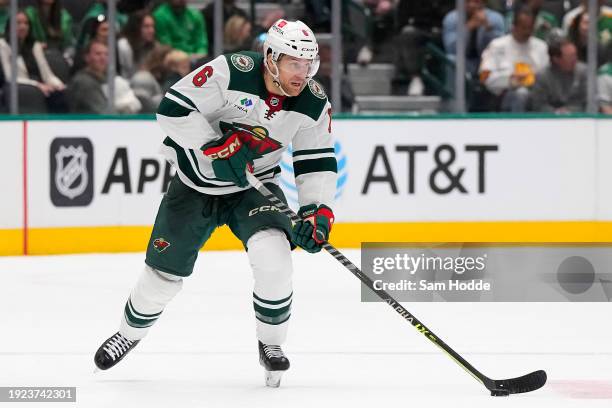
[264,370,283,388]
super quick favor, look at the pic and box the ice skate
[258,341,290,387]
[94,332,140,370]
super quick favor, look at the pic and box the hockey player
[94,19,337,387]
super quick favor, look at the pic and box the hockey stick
[245,171,546,396]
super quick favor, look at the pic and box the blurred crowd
[0,0,610,114]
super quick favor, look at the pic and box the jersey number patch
[192,66,214,87]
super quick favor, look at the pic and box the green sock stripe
[128,298,162,318]
[255,311,291,325]
[124,303,158,327]
[253,301,291,317]
[253,292,293,305]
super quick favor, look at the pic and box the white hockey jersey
[156,51,337,208]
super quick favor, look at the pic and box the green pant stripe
[128,298,162,318]
[293,148,335,157]
[158,97,194,117]
[253,292,293,305]
[255,311,291,325]
[293,157,337,177]
[168,89,199,111]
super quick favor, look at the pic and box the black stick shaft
[245,172,488,387]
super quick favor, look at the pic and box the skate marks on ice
[1,251,612,407]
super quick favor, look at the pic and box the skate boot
[258,341,290,387]
[94,332,140,370]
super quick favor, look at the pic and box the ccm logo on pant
[249,205,280,216]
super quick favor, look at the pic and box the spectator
[67,40,141,114]
[73,14,124,76]
[0,11,66,112]
[118,10,158,78]
[505,0,561,41]
[0,0,8,36]
[443,0,504,77]
[568,11,612,65]
[131,44,172,112]
[161,49,190,92]
[317,43,355,112]
[599,61,612,114]
[80,0,127,32]
[153,0,208,59]
[223,15,252,54]
[392,0,455,95]
[24,0,74,52]
[201,0,247,52]
[562,0,612,35]
[479,8,548,111]
[531,38,586,113]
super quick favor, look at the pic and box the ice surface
[0,250,610,407]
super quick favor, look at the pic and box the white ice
[0,249,611,408]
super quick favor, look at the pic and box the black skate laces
[263,344,285,359]
[103,333,134,361]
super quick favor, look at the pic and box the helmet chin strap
[264,58,293,97]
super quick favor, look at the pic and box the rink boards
[1,115,612,255]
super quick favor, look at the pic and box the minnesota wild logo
[220,121,282,155]
[231,54,254,72]
[153,237,171,253]
[308,79,327,99]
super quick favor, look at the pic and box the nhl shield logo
[231,54,254,73]
[50,137,94,207]
[55,145,88,199]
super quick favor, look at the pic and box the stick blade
[486,370,547,396]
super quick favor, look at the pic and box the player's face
[277,56,313,96]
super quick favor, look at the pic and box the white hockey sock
[119,265,183,340]
[247,228,293,345]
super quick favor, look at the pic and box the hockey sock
[247,228,293,345]
[119,265,183,340]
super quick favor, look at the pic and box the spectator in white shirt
[479,7,548,111]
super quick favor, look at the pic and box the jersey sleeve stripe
[292,147,335,157]
[293,157,338,178]
[163,137,233,188]
[157,97,194,117]
[168,88,199,111]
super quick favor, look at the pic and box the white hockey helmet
[263,19,320,80]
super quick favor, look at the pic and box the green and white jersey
[156,51,337,208]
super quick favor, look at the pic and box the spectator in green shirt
[24,0,74,51]
[153,0,208,58]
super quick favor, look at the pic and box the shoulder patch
[308,79,327,99]
[230,54,255,72]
